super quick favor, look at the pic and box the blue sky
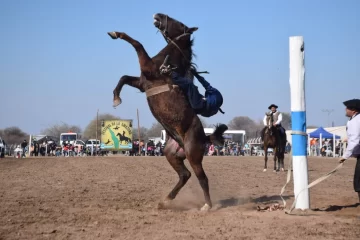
[0,0,359,134]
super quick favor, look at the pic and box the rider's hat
[343,99,360,112]
[268,104,278,110]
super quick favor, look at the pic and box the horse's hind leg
[113,75,143,107]
[280,155,285,172]
[273,147,279,172]
[184,132,211,211]
[263,147,268,172]
[107,32,155,73]
[158,138,190,209]
[280,145,285,172]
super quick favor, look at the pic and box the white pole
[289,36,310,210]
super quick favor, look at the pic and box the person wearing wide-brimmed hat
[339,99,360,203]
[260,104,285,140]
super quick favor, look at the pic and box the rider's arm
[342,118,360,159]
[171,72,191,85]
[275,113,283,125]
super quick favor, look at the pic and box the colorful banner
[100,119,133,151]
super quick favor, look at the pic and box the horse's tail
[206,124,228,146]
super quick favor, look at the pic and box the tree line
[2,112,318,145]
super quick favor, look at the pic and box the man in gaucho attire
[339,99,360,204]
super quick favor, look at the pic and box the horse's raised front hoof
[263,169,267,172]
[113,98,122,108]
[200,203,211,212]
[107,32,118,39]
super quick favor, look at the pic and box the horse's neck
[155,39,192,74]
[266,116,273,127]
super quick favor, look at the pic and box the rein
[159,14,192,64]
[146,15,193,99]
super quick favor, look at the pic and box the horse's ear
[187,27,198,34]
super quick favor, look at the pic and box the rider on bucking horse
[261,104,286,140]
[159,55,225,118]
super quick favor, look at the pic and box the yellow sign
[100,119,133,150]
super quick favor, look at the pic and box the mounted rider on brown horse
[260,104,287,172]
[107,13,228,211]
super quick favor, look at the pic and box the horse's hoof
[281,168,285,172]
[263,169,267,172]
[157,199,171,209]
[273,170,277,173]
[113,98,122,108]
[107,32,118,39]
[200,203,211,211]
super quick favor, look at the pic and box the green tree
[41,123,81,140]
[281,112,292,130]
[228,116,262,139]
[147,122,163,138]
[132,127,149,141]
[1,127,29,145]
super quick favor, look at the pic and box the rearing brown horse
[107,13,228,211]
[262,113,287,172]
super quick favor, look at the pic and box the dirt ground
[0,155,359,240]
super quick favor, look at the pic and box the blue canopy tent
[308,127,340,139]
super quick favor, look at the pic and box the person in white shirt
[261,104,285,140]
[339,99,360,203]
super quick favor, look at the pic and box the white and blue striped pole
[289,36,310,210]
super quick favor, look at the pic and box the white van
[160,128,246,145]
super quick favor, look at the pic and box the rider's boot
[191,70,212,91]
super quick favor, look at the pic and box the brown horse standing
[261,113,287,172]
[107,13,227,211]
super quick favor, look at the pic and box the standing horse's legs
[263,146,268,172]
[113,75,143,107]
[107,32,155,73]
[273,147,278,172]
[158,137,189,209]
[280,143,285,171]
[184,130,210,211]
[277,150,281,172]
[280,154,285,172]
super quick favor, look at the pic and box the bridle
[157,14,191,63]
[266,114,275,135]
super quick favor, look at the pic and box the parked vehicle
[0,137,5,158]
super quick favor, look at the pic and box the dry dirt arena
[0,155,359,240]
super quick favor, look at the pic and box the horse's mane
[158,35,198,82]
[185,39,197,82]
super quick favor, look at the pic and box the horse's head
[153,13,198,78]
[264,112,276,136]
[265,112,273,127]
[153,13,198,41]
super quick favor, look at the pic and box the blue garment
[202,86,223,117]
[277,125,285,135]
[170,72,223,117]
